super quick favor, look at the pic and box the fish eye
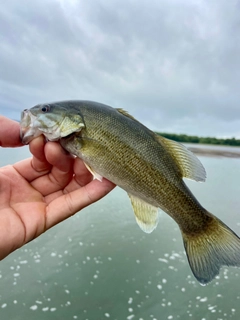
[41,105,50,113]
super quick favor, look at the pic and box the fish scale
[20,100,240,285]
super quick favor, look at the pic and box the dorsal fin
[156,136,206,182]
[116,108,138,121]
[128,194,159,233]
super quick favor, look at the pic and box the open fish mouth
[20,109,41,144]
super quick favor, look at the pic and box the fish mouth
[20,109,40,144]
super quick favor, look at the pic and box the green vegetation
[156,132,240,146]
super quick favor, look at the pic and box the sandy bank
[188,146,240,158]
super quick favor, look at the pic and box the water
[0,145,240,319]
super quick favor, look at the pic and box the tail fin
[182,215,240,285]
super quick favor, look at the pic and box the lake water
[0,145,240,320]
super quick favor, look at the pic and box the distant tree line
[156,132,240,146]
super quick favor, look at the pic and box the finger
[45,178,116,229]
[30,135,50,172]
[43,157,93,203]
[74,157,93,186]
[13,136,51,182]
[44,141,74,172]
[30,142,75,195]
[0,116,23,147]
[62,157,93,194]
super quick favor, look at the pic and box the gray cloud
[0,0,240,137]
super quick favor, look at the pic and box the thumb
[0,116,23,147]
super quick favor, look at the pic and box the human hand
[0,116,115,260]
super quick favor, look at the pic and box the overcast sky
[1,0,240,137]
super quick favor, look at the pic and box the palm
[0,166,46,256]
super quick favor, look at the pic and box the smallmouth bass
[20,100,240,285]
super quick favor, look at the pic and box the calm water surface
[0,145,240,320]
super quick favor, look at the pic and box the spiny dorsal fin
[156,136,206,182]
[128,194,159,233]
[116,108,138,121]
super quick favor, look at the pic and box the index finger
[0,116,23,147]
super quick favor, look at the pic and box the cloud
[0,0,240,137]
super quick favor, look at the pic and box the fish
[20,100,240,285]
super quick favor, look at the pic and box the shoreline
[188,146,240,158]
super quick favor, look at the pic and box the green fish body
[20,101,240,285]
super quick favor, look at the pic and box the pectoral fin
[84,162,103,181]
[128,194,159,233]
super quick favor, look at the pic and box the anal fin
[128,194,159,233]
